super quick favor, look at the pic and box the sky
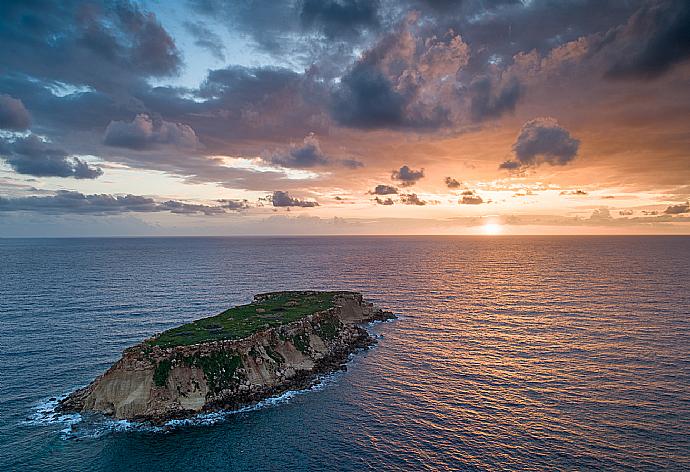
[0,0,689,236]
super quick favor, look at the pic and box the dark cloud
[267,134,329,168]
[560,189,588,195]
[330,22,468,130]
[400,193,427,205]
[392,165,424,186]
[218,199,251,211]
[331,62,407,129]
[0,191,245,215]
[444,177,461,188]
[605,1,690,80]
[300,0,380,39]
[103,114,198,150]
[1,135,102,179]
[664,202,689,214]
[501,118,580,169]
[375,196,395,205]
[619,209,634,216]
[0,94,31,130]
[469,76,521,121]
[370,184,399,195]
[498,159,522,170]
[266,134,363,169]
[270,191,319,207]
[184,21,226,61]
[0,1,181,91]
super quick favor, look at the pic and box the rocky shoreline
[58,291,394,423]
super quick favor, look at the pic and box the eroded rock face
[58,292,394,423]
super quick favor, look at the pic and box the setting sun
[482,223,503,235]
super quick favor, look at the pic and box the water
[1,236,689,471]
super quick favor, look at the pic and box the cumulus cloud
[400,193,427,205]
[270,191,319,207]
[459,190,483,204]
[391,165,424,186]
[619,209,634,216]
[369,184,398,195]
[267,133,329,168]
[664,202,689,214]
[0,94,31,130]
[331,20,469,129]
[103,114,199,150]
[1,135,102,179]
[444,177,461,188]
[375,196,395,205]
[0,191,247,215]
[266,134,364,169]
[500,118,580,170]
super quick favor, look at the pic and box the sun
[482,223,503,235]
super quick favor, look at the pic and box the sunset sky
[1,0,689,236]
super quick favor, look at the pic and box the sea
[1,236,689,471]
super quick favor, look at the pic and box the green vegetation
[264,345,285,364]
[292,333,311,354]
[148,291,349,348]
[316,317,342,341]
[182,351,243,394]
[153,359,172,387]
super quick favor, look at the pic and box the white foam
[25,371,343,439]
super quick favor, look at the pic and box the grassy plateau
[147,291,346,348]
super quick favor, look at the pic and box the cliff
[58,291,394,423]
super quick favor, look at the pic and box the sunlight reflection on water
[1,236,689,471]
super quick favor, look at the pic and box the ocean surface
[1,236,689,471]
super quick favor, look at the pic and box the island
[58,291,395,423]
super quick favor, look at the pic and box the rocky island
[58,291,394,423]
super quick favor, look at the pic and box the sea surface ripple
[1,236,689,471]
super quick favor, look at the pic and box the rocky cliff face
[59,292,393,423]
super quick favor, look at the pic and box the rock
[57,291,393,423]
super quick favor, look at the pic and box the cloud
[498,160,522,170]
[331,20,469,129]
[300,0,380,39]
[605,1,690,80]
[184,21,226,61]
[267,133,329,168]
[459,190,483,204]
[469,76,521,122]
[0,94,31,130]
[444,177,461,188]
[664,202,689,214]
[218,199,251,211]
[270,191,319,207]
[103,114,199,150]
[0,1,181,91]
[589,208,612,221]
[391,165,424,186]
[560,189,588,195]
[369,184,398,195]
[1,135,102,179]
[375,196,395,205]
[619,209,634,216]
[400,193,427,205]
[501,118,580,169]
[266,134,364,169]
[0,191,247,215]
